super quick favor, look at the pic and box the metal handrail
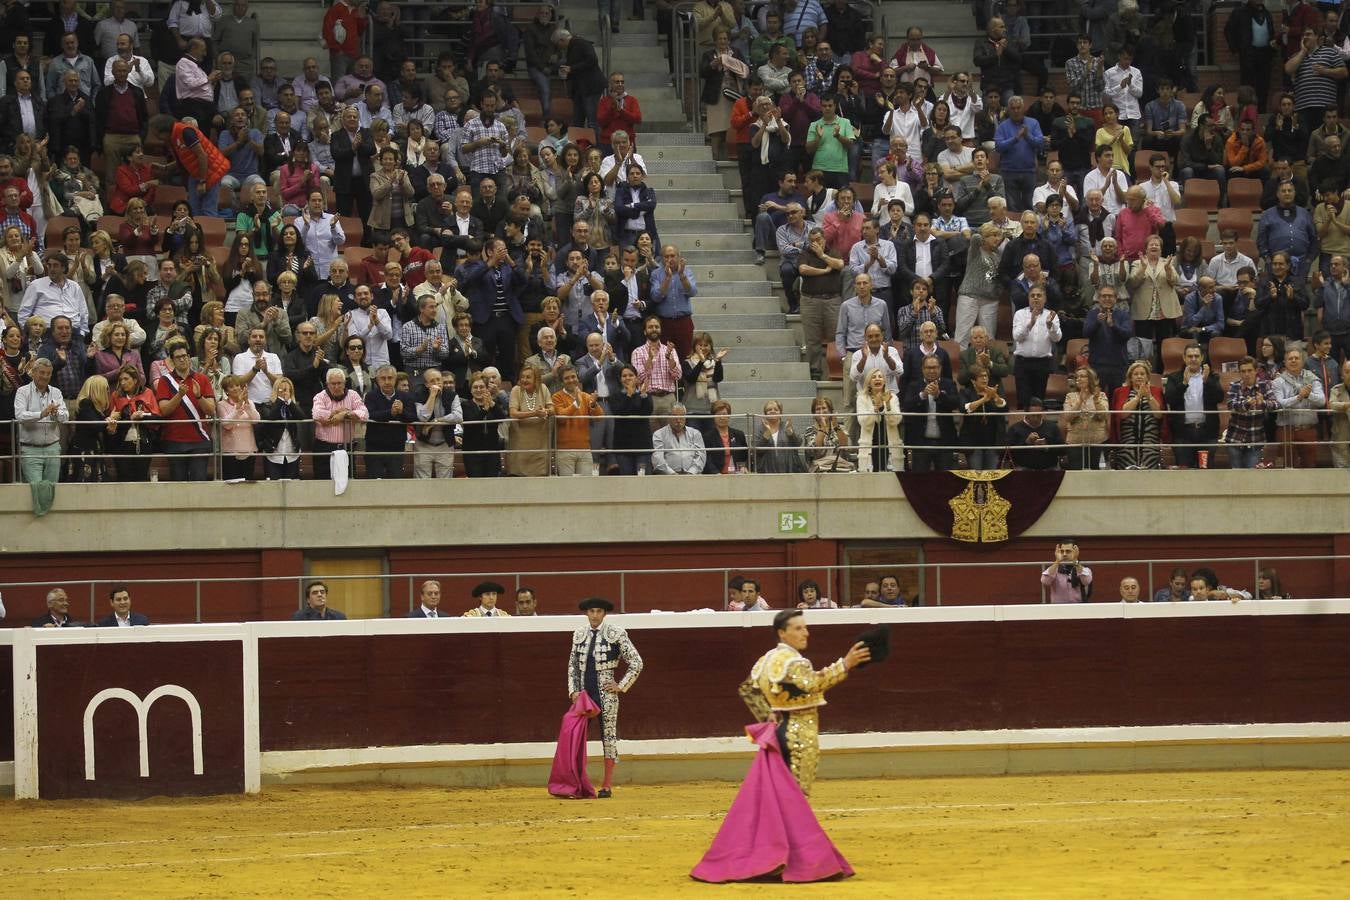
[599,11,612,79]
[3,553,1342,620]
[671,2,701,134]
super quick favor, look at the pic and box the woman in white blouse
[871,160,915,217]
[857,368,903,472]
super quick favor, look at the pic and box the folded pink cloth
[547,692,600,799]
[690,721,854,883]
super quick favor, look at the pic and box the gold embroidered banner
[896,471,1065,544]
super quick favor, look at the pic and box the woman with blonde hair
[93,322,143,382]
[507,363,554,476]
[309,293,347,361]
[1125,234,1181,348]
[0,225,43,316]
[218,373,261,481]
[857,368,903,472]
[1110,359,1165,469]
[257,375,303,480]
[78,229,124,311]
[70,374,111,482]
[194,300,241,356]
[1062,364,1111,469]
[752,399,806,472]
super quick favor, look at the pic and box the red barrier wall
[34,641,246,799]
[1,535,1344,624]
[256,613,1350,753]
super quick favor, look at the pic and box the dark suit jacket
[902,377,961,444]
[31,612,84,627]
[407,606,450,618]
[93,83,148,143]
[899,345,952,396]
[564,37,606,100]
[262,128,304,178]
[701,426,749,474]
[97,612,151,626]
[409,162,459,202]
[614,182,660,247]
[291,606,348,620]
[457,258,523,325]
[363,387,419,450]
[0,92,47,152]
[471,196,509,236]
[1163,368,1224,441]
[330,125,375,193]
[576,350,624,398]
[446,335,483,397]
[895,236,951,294]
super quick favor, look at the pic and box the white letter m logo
[83,686,205,780]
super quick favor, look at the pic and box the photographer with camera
[1040,538,1093,603]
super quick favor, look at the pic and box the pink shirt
[311,387,369,443]
[1113,204,1163,261]
[219,397,259,456]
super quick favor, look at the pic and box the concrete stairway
[560,5,819,417]
[881,1,980,77]
[249,0,328,78]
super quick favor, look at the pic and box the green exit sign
[778,512,808,534]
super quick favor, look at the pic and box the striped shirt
[1294,46,1345,111]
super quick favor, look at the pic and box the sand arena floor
[2,768,1348,897]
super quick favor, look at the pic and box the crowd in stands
[1,2,1349,489]
[704,0,1350,469]
[20,557,1299,626]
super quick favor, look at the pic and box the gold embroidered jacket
[739,642,849,720]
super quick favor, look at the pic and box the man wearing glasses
[1140,153,1182,256]
[155,344,218,481]
[942,71,982,144]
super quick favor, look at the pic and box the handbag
[809,452,856,473]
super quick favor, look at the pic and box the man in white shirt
[942,71,982,141]
[849,322,903,394]
[1032,159,1080,214]
[232,326,283,403]
[102,32,155,90]
[1139,152,1182,235]
[598,130,646,191]
[91,294,147,349]
[15,357,69,487]
[1082,146,1129,215]
[848,217,898,304]
[1011,285,1061,408]
[651,404,706,474]
[1102,46,1143,140]
[19,253,88,336]
[882,82,924,164]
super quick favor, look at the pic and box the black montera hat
[578,597,615,612]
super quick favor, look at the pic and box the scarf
[759,117,783,165]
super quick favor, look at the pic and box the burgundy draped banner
[896,471,1065,545]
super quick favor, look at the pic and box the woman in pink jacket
[218,374,261,481]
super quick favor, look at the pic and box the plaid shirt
[461,115,507,174]
[2,211,37,248]
[399,318,451,371]
[1065,55,1104,109]
[1224,378,1276,445]
[630,340,681,394]
[433,110,462,151]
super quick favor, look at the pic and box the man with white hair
[102,32,155,90]
[651,404,706,474]
[599,130,645,191]
[14,357,68,489]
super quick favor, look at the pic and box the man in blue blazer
[97,586,151,627]
[902,355,961,472]
[614,162,660,253]
[456,236,524,377]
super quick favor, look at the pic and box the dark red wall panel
[0,644,11,763]
[257,615,1350,752]
[35,641,245,799]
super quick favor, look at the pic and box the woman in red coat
[109,144,158,214]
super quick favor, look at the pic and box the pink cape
[547,692,600,799]
[690,722,854,883]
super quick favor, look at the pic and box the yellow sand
[2,769,1348,897]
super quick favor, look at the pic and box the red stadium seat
[1208,336,1248,370]
[1216,207,1256,240]
[1161,337,1189,373]
[1173,208,1210,243]
[1226,179,1263,209]
[1182,179,1220,211]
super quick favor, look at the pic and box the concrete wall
[2,471,1347,556]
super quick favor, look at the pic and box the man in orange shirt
[552,363,604,475]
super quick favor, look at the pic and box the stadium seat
[153,184,188,215]
[44,216,79,248]
[340,216,365,248]
[1208,336,1248,370]
[1182,179,1220,211]
[1216,207,1256,240]
[826,342,842,380]
[208,246,231,269]
[1044,372,1068,404]
[343,246,375,283]
[197,216,226,246]
[1132,149,1159,182]
[1173,208,1209,243]
[96,215,124,239]
[1161,336,1190,372]
[1226,179,1263,209]
[1237,238,1259,260]
[1065,338,1089,369]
